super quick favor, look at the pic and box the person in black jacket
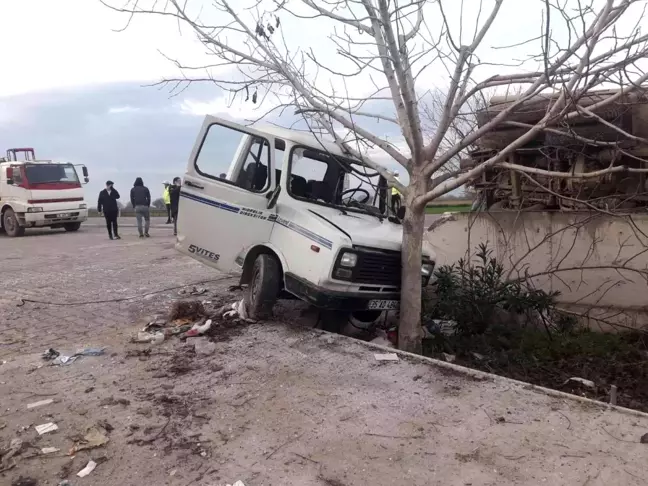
[97,180,121,240]
[130,177,151,238]
[169,176,182,236]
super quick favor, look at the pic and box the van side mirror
[82,166,89,177]
[266,185,281,209]
[6,167,14,184]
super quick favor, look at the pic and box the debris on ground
[192,337,217,356]
[75,347,106,357]
[422,319,458,338]
[99,396,130,407]
[369,330,394,348]
[35,423,58,435]
[184,319,213,338]
[41,447,60,455]
[220,299,255,322]
[565,377,596,389]
[374,353,399,362]
[70,426,110,454]
[52,355,77,366]
[170,300,205,321]
[27,398,54,409]
[227,481,246,486]
[76,460,97,478]
[11,477,37,486]
[1,438,23,472]
[42,348,60,361]
[178,286,207,296]
[134,331,165,344]
[640,433,648,444]
[443,353,457,363]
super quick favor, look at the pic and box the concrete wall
[426,211,648,331]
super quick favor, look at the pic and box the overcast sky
[0,0,643,201]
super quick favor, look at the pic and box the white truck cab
[0,148,89,237]
[176,117,436,323]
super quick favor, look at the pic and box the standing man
[130,177,151,238]
[97,180,121,240]
[163,181,172,224]
[390,170,402,214]
[169,176,182,236]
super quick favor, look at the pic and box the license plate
[367,299,399,310]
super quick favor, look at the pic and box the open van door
[177,116,278,273]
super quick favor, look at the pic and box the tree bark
[398,187,425,354]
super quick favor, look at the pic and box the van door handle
[185,181,204,190]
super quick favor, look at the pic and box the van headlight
[339,252,358,268]
[27,207,43,213]
[421,263,434,277]
[79,203,87,209]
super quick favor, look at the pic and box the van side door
[177,116,277,272]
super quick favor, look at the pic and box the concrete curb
[320,329,648,420]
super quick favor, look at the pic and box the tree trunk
[398,195,426,354]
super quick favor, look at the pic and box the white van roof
[255,124,353,160]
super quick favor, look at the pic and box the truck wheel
[244,254,280,320]
[64,222,82,232]
[3,209,25,237]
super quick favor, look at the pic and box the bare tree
[103,0,648,352]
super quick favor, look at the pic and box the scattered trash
[370,330,394,348]
[58,481,72,486]
[71,426,109,454]
[184,319,213,338]
[76,460,97,478]
[222,299,255,322]
[442,353,456,363]
[99,396,130,407]
[41,447,60,455]
[422,320,458,338]
[42,348,60,361]
[565,377,595,389]
[179,286,207,296]
[52,355,77,366]
[74,348,106,357]
[169,469,177,477]
[11,477,37,486]
[1,438,23,472]
[97,420,114,433]
[35,423,59,435]
[27,398,54,409]
[193,337,217,356]
[471,352,486,361]
[374,353,399,362]
[134,331,165,344]
[227,481,246,486]
[640,433,648,444]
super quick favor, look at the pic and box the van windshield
[24,164,79,184]
[287,146,388,217]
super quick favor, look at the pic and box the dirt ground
[2,224,648,486]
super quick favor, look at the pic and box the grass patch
[425,204,471,214]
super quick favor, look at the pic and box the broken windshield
[287,146,388,217]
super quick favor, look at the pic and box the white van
[176,117,436,326]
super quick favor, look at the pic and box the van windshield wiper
[344,200,384,222]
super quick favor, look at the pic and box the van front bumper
[284,272,400,311]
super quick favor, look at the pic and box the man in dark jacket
[130,177,151,238]
[97,180,121,240]
[169,176,182,236]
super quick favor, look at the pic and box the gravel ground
[1,225,648,486]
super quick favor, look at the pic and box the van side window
[194,123,271,193]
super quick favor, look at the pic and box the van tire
[245,254,280,320]
[3,209,25,237]
[64,222,82,232]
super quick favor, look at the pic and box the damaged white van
[176,117,436,326]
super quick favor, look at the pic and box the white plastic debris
[41,447,60,454]
[226,481,246,486]
[135,331,165,344]
[442,353,456,363]
[77,460,97,478]
[52,355,77,366]
[35,422,58,435]
[565,377,595,389]
[27,398,54,409]
[193,337,217,356]
[374,353,399,362]
[223,299,255,322]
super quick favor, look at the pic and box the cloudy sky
[0,0,642,202]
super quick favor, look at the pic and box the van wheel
[64,222,82,232]
[3,209,25,237]
[245,254,280,320]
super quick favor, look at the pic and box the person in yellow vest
[390,170,402,214]
[163,181,172,224]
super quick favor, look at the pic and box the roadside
[2,227,648,485]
